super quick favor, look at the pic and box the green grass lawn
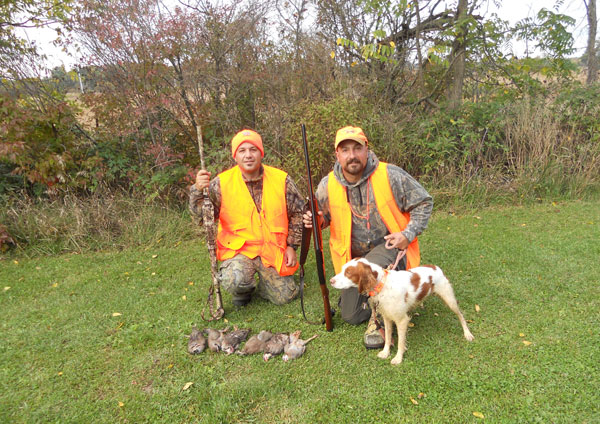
[1,200,599,423]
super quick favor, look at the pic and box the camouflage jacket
[314,151,433,258]
[189,165,304,248]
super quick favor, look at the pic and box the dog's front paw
[390,355,404,365]
[377,349,390,359]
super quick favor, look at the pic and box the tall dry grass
[1,192,196,256]
[503,100,600,198]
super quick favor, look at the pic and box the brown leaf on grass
[410,397,418,405]
[118,401,124,407]
[3,287,10,291]
[408,322,415,327]
[519,333,525,337]
[475,304,481,312]
[182,382,193,391]
[473,411,484,418]
[152,254,158,259]
[112,312,122,317]
[417,392,425,399]
[522,340,532,346]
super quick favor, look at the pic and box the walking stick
[197,125,224,321]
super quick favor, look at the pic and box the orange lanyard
[349,179,370,230]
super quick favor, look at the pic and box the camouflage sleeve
[188,177,221,225]
[314,175,331,229]
[386,165,433,243]
[285,176,305,248]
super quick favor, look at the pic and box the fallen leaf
[522,340,532,346]
[286,315,294,318]
[475,304,481,312]
[152,254,158,259]
[182,295,187,300]
[474,216,481,219]
[521,223,526,227]
[519,333,525,337]
[13,260,18,265]
[434,313,439,317]
[417,392,425,399]
[224,318,229,323]
[112,312,122,317]
[473,411,484,419]
[188,281,194,286]
[51,283,59,288]
[36,266,41,270]
[151,272,156,276]
[118,401,124,407]
[137,261,142,265]
[57,371,63,376]
[3,287,10,291]
[410,397,418,405]
[408,322,415,327]
[167,364,174,369]
[182,382,193,391]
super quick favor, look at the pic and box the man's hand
[384,232,409,250]
[284,246,297,267]
[302,210,324,229]
[195,170,211,191]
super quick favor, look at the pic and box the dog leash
[387,249,407,271]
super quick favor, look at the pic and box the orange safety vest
[216,165,298,276]
[327,162,420,274]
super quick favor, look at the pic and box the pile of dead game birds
[187,327,318,361]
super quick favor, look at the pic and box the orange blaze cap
[335,126,368,149]
[231,129,264,157]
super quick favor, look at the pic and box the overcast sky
[19,0,590,72]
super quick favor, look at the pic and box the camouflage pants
[338,242,407,325]
[218,254,299,305]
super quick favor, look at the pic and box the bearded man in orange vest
[303,126,433,348]
[190,129,305,307]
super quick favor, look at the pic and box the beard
[342,159,364,175]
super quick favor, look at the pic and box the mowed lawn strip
[1,200,599,423]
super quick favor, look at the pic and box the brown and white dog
[330,258,474,365]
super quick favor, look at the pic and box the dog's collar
[368,269,389,297]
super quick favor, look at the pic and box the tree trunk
[447,0,468,110]
[586,0,598,84]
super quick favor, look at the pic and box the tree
[585,0,598,84]
[446,0,469,110]
[0,0,73,79]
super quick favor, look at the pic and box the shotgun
[300,124,333,331]
[197,125,224,321]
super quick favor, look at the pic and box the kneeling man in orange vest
[303,126,433,348]
[190,129,305,306]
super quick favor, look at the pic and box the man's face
[234,142,262,174]
[335,140,367,178]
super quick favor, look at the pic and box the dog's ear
[356,262,378,294]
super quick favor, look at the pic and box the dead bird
[263,332,289,361]
[187,326,207,355]
[282,330,318,362]
[205,327,228,352]
[221,328,251,355]
[237,330,273,356]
